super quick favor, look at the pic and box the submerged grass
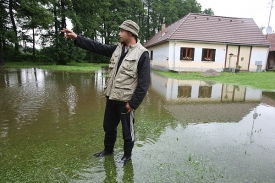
[155,70,275,91]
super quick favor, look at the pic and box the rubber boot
[93,144,114,157]
[119,141,134,165]
[94,134,116,157]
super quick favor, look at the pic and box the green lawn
[2,61,108,72]
[155,70,275,91]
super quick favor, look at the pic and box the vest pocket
[116,70,136,85]
[108,60,115,70]
[123,57,137,70]
[105,60,116,91]
[109,52,119,71]
[113,87,133,101]
[121,68,137,78]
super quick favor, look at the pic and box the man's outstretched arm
[61,28,117,57]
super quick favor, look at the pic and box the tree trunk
[54,4,58,40]
[8,0,19,52]
[61,0,66,29]
[0,36,4,66]
[32,27,35,62]
[146,3,150,42]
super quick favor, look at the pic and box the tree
[202,8,214,15]
[259,26,265,32]
[8,0,20,56]
[178,0,202,20]
[17,0,53,61]
[0,0,8,65]
[143,0,203,42]
[40,0,76,65]
[0,0,216,64]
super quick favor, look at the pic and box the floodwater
[0,68,274,183]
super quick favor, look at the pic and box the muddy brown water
[0,68,274,182]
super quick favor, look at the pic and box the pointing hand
[61,28,77,40]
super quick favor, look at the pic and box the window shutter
[213,50,216,61]
[180,48,183,60]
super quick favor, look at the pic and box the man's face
[118,28,131,44]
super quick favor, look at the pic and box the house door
[238,46,251,70]
[226,45,238,68]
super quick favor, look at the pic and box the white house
[144,13,270,72]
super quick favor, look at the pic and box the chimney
[161,17,166,36]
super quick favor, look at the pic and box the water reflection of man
[103,157,117,183]
[122,161,134,183]
[103,156,134,183]
[61,20,150,165]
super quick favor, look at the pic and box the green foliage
[1,44,21,62]
[202,8,215,15]
[0,0,214,64]
[142,0,209,41]
[18,1,53,29]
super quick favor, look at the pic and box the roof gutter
[145,39,270,48]
[174,40,178,70]
[179,39,271,47]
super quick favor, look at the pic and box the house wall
[170,41,226,72]
[148,42,170,71]
[249,47,269,72]
[148,41,269,72]
[148,41,227,72]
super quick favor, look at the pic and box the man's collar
[128,39,140,49]
[120,39,140,49]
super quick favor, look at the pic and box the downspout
[174,40,177,70]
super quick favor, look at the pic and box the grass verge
[2,61,108,72]
[155,70,275,91]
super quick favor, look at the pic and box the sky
[198,0,275,34]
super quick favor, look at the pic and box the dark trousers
[103,98,135,144]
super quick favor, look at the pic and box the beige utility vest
[104,41,148,102]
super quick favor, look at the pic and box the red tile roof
[266,33,275,51]
[144,13,270,48]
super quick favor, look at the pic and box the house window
[178,85,192,98]
[198,86,212,98]
[150,50,153,60]
[202,48,216,61]
[180,47,194,61]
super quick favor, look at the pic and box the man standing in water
[61,20,150,165]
